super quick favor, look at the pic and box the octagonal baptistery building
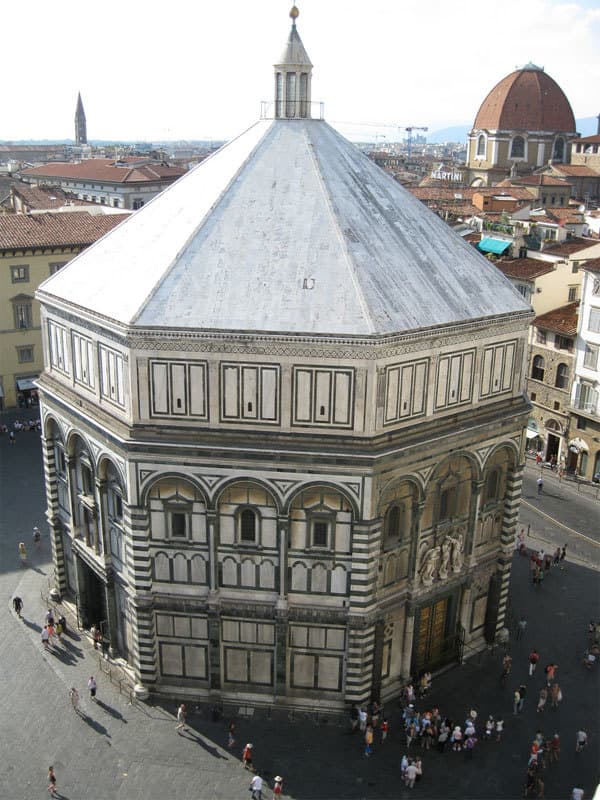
[466,63,577,187]
[36,11,533,710]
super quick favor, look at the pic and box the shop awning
[526,429,540,440]
[16,378,37,391]
[568,437,588,453]
[477,237,511,255]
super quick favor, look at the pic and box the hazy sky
[3,0,599,142]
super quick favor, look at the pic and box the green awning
[477,237,511,255]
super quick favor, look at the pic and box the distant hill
[428,117,597,144]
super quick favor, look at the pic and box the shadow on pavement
[95,699,127,723]
[51,647,77,666]
[22,618,42,633]
[179,729,229,759]
[61,638,83,658]
[79,711,112,740]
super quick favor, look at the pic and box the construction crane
[400,126,429,159]
[331,120,428,158]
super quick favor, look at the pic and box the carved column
[466,479,485,565]
[95,477,107,555]
[206,510,218,592]
[401,602,416,680]
[407,501,425,590]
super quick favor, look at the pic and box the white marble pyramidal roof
[39,118,530,336]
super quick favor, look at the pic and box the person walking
[33,526,41,550]
[273,776,283,798]
[380,718,389,743]
[12,596,23,618]
[465,734,477,758]
[528,649,540,676]
[69,687,80,713]
[537,476,544,495]
[518,684,527,713]
[18,542,27,566]
[550,733,560,762]
[575,729,587,752]
[358,706,367,733]
[405,760,418,788]
[41,626,50,650]
[227,721,236,749]
[242,743,254,772]
[250,774,263,800]
[513,688,521,715]
[87,676,97,701]
[175,703,187,733]
[495,718,504,742]
[350,703,359,732]
[545,663,558,685]
[550,683,562,709]
[47,766,57,796]
[364,725,373,757]
[559,545,567,570]
[537,687,547,713]
[516,616,527,640]
[9,431,15,445]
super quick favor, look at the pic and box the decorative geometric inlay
[476,445,492,465]
[88,441,102,463]
[198,475,223,489]
[270,479,300,496]
[139,470,156,484]
[341,481,361,498]
[415,465,434,484]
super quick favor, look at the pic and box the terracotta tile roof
[409,187,476,201]
[512,174,570,187]
[551,164,600,177]
[21,159,186,184]
[473,67,576,132]
[0,211,128,251]
[533,301,579,335]
[542,237,598,256]
[571,134,600,144]
[582,257,600,273]
[10,182,93,210]
[494,258,555,280]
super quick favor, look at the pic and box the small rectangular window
[568,287,577,302]
[312,520,329,548]
[11,265,29,283]
[583,344,598,370]
[13,302,33,329]
[49,262,67,275]
[17,346,34,363]
[171,512,187,538]
[530,392,537,401]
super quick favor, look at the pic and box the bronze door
[414,597,449,672]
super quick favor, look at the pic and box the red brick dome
[473,64,576,133]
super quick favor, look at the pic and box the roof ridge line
[129,119,273,326]
[305,122,378,335]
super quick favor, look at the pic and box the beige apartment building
[0,212,127,409]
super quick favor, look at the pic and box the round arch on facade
[425,450,483,489]
[212,477,282,514]
[97,454,128,496]
[377,474,425,513]
[481,440,521,471]
[43,413,67,443]
[64,428,94,460]
[282,481,360,518]
[140,472,209,508]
